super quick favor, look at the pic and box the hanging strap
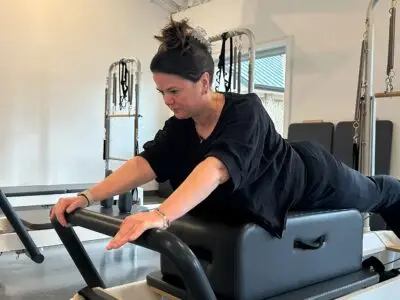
[118,60,130,110]
[225,36,233,92]
[215,33,234,92]
[353,142,360,171]
[386,1,397,92]
[352,38,367,171]
[215,33,227,91]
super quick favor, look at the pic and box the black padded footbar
[10,205,148,231]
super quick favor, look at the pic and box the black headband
[150,49,202,82]
[150,44,214,82]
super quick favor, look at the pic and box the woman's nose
[163,94,175,105]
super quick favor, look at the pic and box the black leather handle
[293,235,326,250]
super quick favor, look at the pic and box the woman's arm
[89,156,157,202]
[106,156,230,250]
[157,156,229,223]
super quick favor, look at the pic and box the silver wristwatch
[78,189,95,207]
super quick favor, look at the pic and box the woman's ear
[200,73,210,94]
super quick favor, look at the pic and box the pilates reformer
[52,206,400,300]
[101,58,144,213]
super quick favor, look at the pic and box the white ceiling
[150,0,213,13]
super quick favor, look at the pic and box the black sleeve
[205,94,266,191]
[137,118,179,183]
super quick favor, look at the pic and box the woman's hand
[50,196,88,227]
[106,210,165,250]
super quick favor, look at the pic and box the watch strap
[78,190,95,207]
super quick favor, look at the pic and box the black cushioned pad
[146,269,379,300]
[9,204,149,231]
[333,120,393,174]
[287,122,334,153]
[2,183,95,197]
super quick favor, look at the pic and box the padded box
[160,209,364,300]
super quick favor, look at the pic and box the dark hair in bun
[150,17,214,84]
[154,17,192,51]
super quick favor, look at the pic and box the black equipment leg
[51,218,106,289]
[0,189,44,264]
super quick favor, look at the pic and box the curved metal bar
[51,208,217,300]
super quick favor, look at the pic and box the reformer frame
[103,58,141,167]
[102,58,143,207]
[361,0,398,231]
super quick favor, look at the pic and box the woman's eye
[169,90,179,95]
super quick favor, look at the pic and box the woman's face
[153,72,211,119]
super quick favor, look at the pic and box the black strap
[387,6,396,77]
[226,37,233,92]
[118,60,130,110]
[293,235,326,250]
[215,33,233,92]
[352,142,359,171]
[215,33,227,92]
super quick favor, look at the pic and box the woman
[51,18,400,251]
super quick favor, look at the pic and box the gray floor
[0,239,160,300]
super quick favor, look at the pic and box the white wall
[0,0,171,190]
[174,0,400,178]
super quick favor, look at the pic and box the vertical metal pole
[242,29,256,93]
[104,74,111,173]
[362,0,380,232]
[134,59,141,157]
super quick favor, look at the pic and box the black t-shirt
[139,92,307,238]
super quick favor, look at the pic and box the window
[213,45,287,136]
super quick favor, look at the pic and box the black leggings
[292,141,400,238]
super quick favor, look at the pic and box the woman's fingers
[107,222,137,250]
[106,211,164,251]
[55,199,69,227]
[51,197,87,227]
[66,197,86,213]
[127,225,145,242]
